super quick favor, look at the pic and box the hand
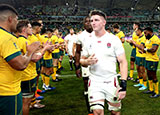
[43,41,54,51]
[116,87,126,101]
[87,54,98,65]
[76,69,81,78]
[26,41,40,56]
[126,39,131,43]
[31,52,43,62]
[126,39,133,43]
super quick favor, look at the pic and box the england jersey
[82,31,124,81]
[65,33,77,55]
[77,30,93,77]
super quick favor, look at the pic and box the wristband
[144,48,148,52]
[119,80,127,92]
[75,65,81,70]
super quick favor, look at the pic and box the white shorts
[67,48,73,56]
[88,76,120,104]
[82,66,90,77]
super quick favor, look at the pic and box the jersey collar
[19,35,27,39]
[0,26,17,38]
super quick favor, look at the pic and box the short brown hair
[17,20,30,33]
[89,10,106,20]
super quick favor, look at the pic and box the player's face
[136,29,141,36]
[144,30,151,39]
[38,20,43,28]
[48,32,52,38]
[36,26,41,34]
[90,15,106,32]
[10,15,18,32]
[26,23,32,36]
[70,29,74,34]
[133,24,138,30]
[113,28,117,33]
[84,17,92,31]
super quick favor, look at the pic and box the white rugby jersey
[76,30,92,48]
[65,34,77,50]
[82,31,124,81]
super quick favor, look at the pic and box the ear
[8,16,13,23]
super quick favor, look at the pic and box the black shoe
[56,69,61,74]
[150,93,160,98]
[143,90,154,94]
[60,67,64,70]
[133,78,139,83]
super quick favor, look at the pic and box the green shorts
[0,92,22,115]
[36,58,43,74]
[145,60,158,71]
[60,50,64,56]
[135,57,145,66]
[43,59,53,68]
[52,52,60,59]
[21,77,37,96]
[131,48,136,58]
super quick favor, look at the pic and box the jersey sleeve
[1,38,21,62]
[114,36,125,57]
[76,34,82,45]
[152,36,160,46]
[120,31,125,39]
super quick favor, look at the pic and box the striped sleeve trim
[5,51,21,62]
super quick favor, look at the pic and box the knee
[108,102,121,112]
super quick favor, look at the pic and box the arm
[65,40,69,53]
[121,37,125,43]
[7,42,40,70]
[144,45,159,53]
[80,54,98,67]
[75,44,82,77]
[132,41,145,51]
[116,53,128,101]
[72,42,76,57]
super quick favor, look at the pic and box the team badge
[107,43,111,48]
[97,41,101,43]
[13,42,18,49]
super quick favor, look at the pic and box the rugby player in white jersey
[80,10,128,115]
[75,16,93,115]
[65,28,77,70]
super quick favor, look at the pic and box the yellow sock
[129,70,134,78]
[143,81,147,87]
[139,78,143,85]
[41,74,45,83]
[51,67,57,80]
[58,61,61,69]
[137,76,139,79]
[148,80,153,91]
[45,76,50,86]
[153,82,159,94]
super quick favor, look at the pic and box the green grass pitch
[30,42,160,115]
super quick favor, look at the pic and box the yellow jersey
[145,35,160,62]
[132,31,139,48]
[51,35,60,53]
[18,35,37,81]
[36,34,46,44]
[136,35,146,58]
[115,31,125,42]
[28,34,39,44]
[43,37,53,60]
[0,27,22,96]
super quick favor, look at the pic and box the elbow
[14,65,26,71]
